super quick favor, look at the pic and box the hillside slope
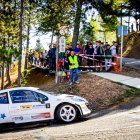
[123,31,140,59]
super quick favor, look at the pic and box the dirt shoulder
[26,68,140,112]
[26,70,140,112]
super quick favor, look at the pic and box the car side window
[33,92,48,102]
[10,90,38,103]
[0,92,9,104]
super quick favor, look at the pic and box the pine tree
[35,38,44,52]
[18,0,24,86]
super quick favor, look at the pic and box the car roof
[0,87,39,93]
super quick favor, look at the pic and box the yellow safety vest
[68,56,79,69]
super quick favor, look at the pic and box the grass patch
[112,87,140,104]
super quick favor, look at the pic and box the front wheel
[56,104,77,123]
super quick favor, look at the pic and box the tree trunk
[50,29,54,47]
[104,32,106,42]
[18,0,23,86]
[72,0,83,49]
[1,63,5,90]
[1,37,6,89]
[120,4,123,26]
[24,11,31,77]
[6,34,11,84]
[6,63,11,84]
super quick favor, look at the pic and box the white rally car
[0,87,91,125]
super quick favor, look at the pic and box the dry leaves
[45,74,130,112]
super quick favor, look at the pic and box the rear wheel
[56,104,77,123]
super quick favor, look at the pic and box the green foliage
[0,45,20,65]
[114,87,140,103]
[0,0,21,68]
[37,0,76,35]
[66,36,73,45]
[34,38,44,52]
[79,14,118,43]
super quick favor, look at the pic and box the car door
[0,92,12,124]
[9,90,52,124]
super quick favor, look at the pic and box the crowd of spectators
[28,40,119,72]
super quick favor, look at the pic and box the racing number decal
[46,103,50,108]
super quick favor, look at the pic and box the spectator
[74,44,81,54]
[48,45,53,71]
[84,41,90,54]
[86,43,94,71]
[105,44,112,71]
[66,45,73,52]
[68,51,79,85]
[39,52,44,67]
[93,41,98,55]
[103,42,109,52]
[95,41,104,71]
[43,50,48,67]
[33,51,39,65]
[110,42,117,62]
[64,50,70,71]
[115,42,119,55]
[28,49,33,64]
[51,45,56,71]
[74,44,82,68]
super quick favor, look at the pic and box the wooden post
[136,21,139,31]
[131,24,134,32]
[139,19,140,31]
[55,35,59,84]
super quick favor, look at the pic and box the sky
[29,31,56,50]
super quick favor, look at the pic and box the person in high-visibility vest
[68,51,79,85]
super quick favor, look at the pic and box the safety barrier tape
[79,65,112,68]
[78,54,117,65]
[78,54,113,57]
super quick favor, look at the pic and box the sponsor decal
[0,113,6,119]
[32,103,50,109]
[20,105,32,111]
[10,109,20,114]
[31,112,51,120]
[32,105,46,109]
[13,116,23,121]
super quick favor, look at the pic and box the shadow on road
[0,118,86,134]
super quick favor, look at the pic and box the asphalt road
[123,57,140,70]
[0,98,140,140]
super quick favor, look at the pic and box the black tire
[56,104,77,123]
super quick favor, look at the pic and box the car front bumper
[76,103,92,117]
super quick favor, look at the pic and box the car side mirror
[38,98,45,104]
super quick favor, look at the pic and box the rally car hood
[56,94,88,103]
